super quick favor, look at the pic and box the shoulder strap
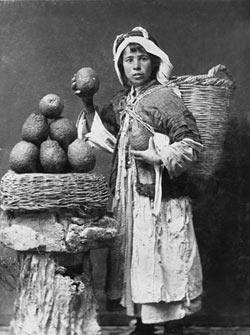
[125,85,164,135]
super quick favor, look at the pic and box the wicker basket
[0,170,110,211]
[169,64,235,177]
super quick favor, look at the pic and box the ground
[1,326,250,335]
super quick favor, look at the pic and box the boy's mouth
[133,73,143,78]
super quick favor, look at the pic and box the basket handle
[207,64,234,82]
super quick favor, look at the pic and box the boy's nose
[133,59,141,69]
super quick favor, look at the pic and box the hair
[118,43,161,87]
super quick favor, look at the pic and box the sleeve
[98,89,129,138]
[154,88,202,144]
[151,89,204,178]
[99,103,120,137]
[153,133,203,178]
[85,112,117,154]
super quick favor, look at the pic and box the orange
[39,94,64,119]
[40,139,68,173]
[67,139,96,173]
[129,121,152,151]
[75,67,99,95]
[49,117,77,150]
[21,112,49,145]
[9,141,40,173]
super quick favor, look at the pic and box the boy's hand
[71,74,95,113]
[71,74,82,97]
[131,137,162,165]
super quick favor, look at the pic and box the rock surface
[0,209,118,252]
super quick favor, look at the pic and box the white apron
[114,111,203,323]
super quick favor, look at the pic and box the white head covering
[113,26,173,86]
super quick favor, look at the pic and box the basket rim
[169,64,235,90]
[1,170,105,179]
[169,74,235,90]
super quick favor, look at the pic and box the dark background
[0,0,250,327]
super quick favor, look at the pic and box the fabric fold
[76,110,116,154]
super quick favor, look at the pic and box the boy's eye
[124,58,133,63]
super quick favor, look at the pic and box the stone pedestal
[0,209,118,335]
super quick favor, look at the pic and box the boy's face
[122,45,152,87]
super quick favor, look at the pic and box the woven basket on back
[169,64,235,177]
[0,170,110,211]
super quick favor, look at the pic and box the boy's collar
[130,79,160,95]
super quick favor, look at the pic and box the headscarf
[113,26,173,86]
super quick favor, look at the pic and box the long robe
[103,80,203,324]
